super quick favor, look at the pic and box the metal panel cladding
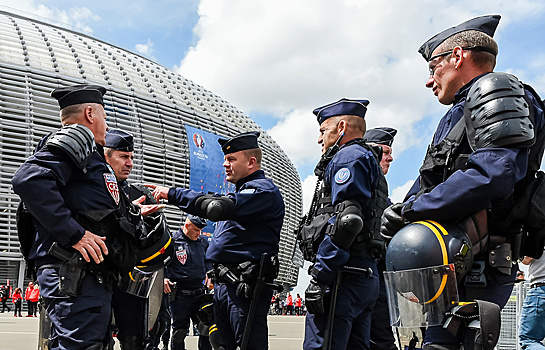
[0,10,303,288]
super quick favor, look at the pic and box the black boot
[120,336,146,350]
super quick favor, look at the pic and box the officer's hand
[164,278,174,294]
[144,184,170,202]
[305,279,327,314]
[133,195,167,216]
[72,230,108,264]
[205,275,214,290]
[380,203,408,242]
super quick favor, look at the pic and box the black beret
[51,84,107,109]
[418,15,501,61]
[313,98,369,125]
[364,127,397,147]
[187,214,207,229]
[218,131,260,155]
[105,129,134,152]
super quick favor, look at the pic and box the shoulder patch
[104,173,120,205]
[334,167,351,184]
[240,188,256,194]
[176,248,187,265]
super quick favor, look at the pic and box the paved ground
[0,312,305,350]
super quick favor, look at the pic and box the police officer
[12,84,124,349]
[302,99,389,350]
[164,214,211,350]
[105,129,165,350]
[365,127,396,177]
[364,127,399,350]
[381,15,545,349]
[147,131,285,350]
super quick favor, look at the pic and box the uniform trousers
[112,286,147,343]
[213,282,273,350]
[170,290,211,350]
[304,256,379,350]
[37,267,112,350]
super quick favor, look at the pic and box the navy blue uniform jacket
[165,229,209,289]
[403,73,545,221]
[167,170,285,265]
[312,141,382,284]
[12,139,119,266]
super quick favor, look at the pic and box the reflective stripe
[414,220,449,304]
[416,221,448,266]
[140,236,173,263]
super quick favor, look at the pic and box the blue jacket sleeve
[12,153,85,247]
[168,187,207,213]
[402,147,527,221]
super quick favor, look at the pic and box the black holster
[49,242,86,297]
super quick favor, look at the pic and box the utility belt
[210,254,280,299]
[179,288,206,296]
[213,262,272,286]
[170,284,206,301]
[530,282,545,289]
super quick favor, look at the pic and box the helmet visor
[120,268,158,298]
[384,264,459,327]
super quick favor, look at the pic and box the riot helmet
[120,214,174,297]
[135,213,174,273]
[383,220,473,327]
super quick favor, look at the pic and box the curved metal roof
[0,10,303,287]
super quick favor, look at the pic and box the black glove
[236,282,252,299]
[305,279,327,314]
[380,203,408,241]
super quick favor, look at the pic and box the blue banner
[185,125,234,235]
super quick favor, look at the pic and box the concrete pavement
[0,312,305,350]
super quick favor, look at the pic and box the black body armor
[417,74,545,260]
[296,139,388,261]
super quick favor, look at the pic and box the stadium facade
[0,10,303,291]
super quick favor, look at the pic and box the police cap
[364,127,397,147]
[218,131,260,155]
[51,84,107,109]
[418,14,501,61]
[313,98,369,125]
[187,214,207,229]
[105,129,134,152]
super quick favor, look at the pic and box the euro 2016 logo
[193,133,205,149]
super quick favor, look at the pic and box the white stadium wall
[0,10,303,290]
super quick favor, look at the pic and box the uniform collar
[235,169,264,191]
[339,137,365,150]
[453,72,492,104]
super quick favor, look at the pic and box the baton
[240,253,268,350]
[323,271,341,350]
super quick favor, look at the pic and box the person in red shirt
[12,287,23,317]
[29,285,40,317]
[295,294,303,316]
[24,282,34,317]
[286,292,294,316]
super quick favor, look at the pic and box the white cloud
[135,39,155,58]
[267,109,321,169]
[0,1,99,33]
[176,0,545,177]
[390,180,415,204]
[301,174,318,214]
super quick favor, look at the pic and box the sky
[1,0,544,292]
